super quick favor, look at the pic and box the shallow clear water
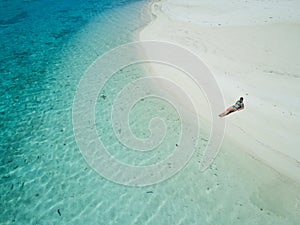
[1,0,299,224]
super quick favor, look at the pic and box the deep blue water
[0,0,146,157]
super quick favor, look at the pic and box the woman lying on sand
[219,97,244,117]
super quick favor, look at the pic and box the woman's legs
[219,110,228,117]
[219,107,236,117]
[218,111,226,117]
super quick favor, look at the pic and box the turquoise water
[1,0,300,224]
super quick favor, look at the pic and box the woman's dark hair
[240,97,244,101]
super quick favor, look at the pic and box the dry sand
[139,0,300,183]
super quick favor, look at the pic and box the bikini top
[235,101,243,108]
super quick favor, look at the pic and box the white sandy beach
[140,0,300,183]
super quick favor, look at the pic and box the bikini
[232,101,242,109]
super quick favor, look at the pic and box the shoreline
[139,0,300,184]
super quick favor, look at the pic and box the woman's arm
[238,103,244,111]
